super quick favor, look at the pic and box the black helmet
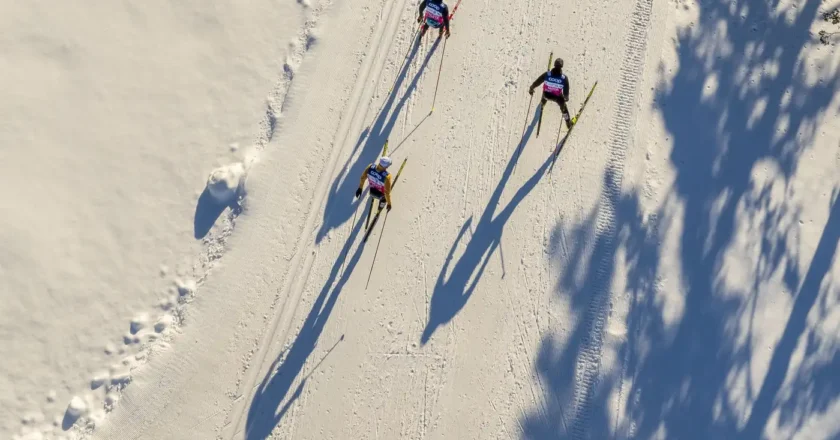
[554,58,563,69]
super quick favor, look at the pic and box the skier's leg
[369,188,386,212]
[559,99,573,129]
[366,197,374,228]
[537,96,548,136]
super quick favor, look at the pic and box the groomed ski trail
[220,0,421,437]
[566,0,654,438]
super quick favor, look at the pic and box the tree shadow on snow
[421,108,544,344]
[521,0,840,438]
[244,204,367,439]
[315,36,442,244]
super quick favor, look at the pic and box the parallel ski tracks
[566,0,653,438]
[221,0,416,437]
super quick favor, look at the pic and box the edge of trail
[220,0,414,437]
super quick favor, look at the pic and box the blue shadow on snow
[315,35,441,244]
[421,105,547,344]
[519,0,840,438]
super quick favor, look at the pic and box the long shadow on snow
[520,169,659,439]
[316,36,441,244]
[421,108,544,344]
[244,209,368,440]
[521,0,840,438]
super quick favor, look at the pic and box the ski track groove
[221,0,410,437]
[567,0,652,438]
[417,220,430,332]
[512,290,551,430]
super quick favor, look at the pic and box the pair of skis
[531,51,597,171]
[549,80,597,173]
[363,141,406,243]
[361,140,407,289]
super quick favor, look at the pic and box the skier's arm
[563,76,570,101]
[358,165,370,190]
[384,175,393,205]
[443,5,450,30]
[530,73,548,89]
[418,0,427,20]
[529,72,547,91]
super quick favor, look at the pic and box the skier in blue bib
[355,156,393,211]
[417,0,451,39]
[529,57,574,130]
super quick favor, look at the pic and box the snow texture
[3,0,840,439]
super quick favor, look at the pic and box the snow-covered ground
[3,0,840,439]
[1,2,300,438]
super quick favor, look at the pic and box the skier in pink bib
[529,57,574,130]
[417,0,451,39]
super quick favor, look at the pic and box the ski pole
[430,36,448,113]
[550,106,571,174]
[537,51,553,137]
[511,93,534,174]
[365,210,390,290]
[555,111,567,146]
[521,93,534,139]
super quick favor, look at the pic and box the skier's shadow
[421,107,548,344]
[244,206,368,439]
[316,36,442,244]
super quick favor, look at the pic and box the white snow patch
[66,397,87,418]
[206,163,246,203]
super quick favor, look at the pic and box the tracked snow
[5,0,840,439]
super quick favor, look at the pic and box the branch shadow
[244,203,367,440]
[421,107,544,344]
[742,195,840,437]
[521,0,840,438]
[520,169,660,439]
[316,36,441,244]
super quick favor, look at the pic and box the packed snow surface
[3,0,840,439]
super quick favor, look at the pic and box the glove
[445,29,451,38]
[355,188,362,198]
[528,88,534,96]
[417,15,422,23]
[387,203,392,212]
